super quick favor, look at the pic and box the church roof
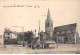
[46,8,52,21]
[45,8,53,23]
[47,8,51,19]
[53,23,77,32]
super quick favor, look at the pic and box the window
[72,29,75,33]
[46,22,49,27]
[67,30,71,33]
[56,32,60,34]
[51,32,53,36]
[51,23,53,27]
[70,37,71,40]
[64,37,68,41]
[61,31,65,34]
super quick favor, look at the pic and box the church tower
[45,8,53,40]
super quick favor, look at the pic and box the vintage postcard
[0,0,80,54]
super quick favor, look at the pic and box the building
[45,9,53,40]
[0,35,3,45]
[4,28,17,44]
[16,32,24,45]
[53,23,79,44]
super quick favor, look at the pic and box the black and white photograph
[0,0,80,54]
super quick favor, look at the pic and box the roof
[53,23,77,33]
[5,30,14,33]
[16,32,24,34]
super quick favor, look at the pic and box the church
[45,9,53,40]
[45,9,80,44]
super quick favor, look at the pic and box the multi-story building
[4,28,17,44]
[53,23,80,44]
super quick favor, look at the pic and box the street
[0,44,80,54]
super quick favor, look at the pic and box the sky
[0,0,80,37]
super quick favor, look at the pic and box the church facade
[45,9,53,40]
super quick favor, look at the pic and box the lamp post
[12,26,25,47]
[38,20,40,41]
[4,31,6,47]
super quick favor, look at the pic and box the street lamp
[12,26,25,47]
[38,20,40,41]
[4,31,6,47]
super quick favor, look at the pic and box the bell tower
[45,8,53,40]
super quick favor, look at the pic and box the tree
[24,31,34,44]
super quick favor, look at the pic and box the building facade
[4,28,17,44]
[45,9,53,40]
[53,23,79,44]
